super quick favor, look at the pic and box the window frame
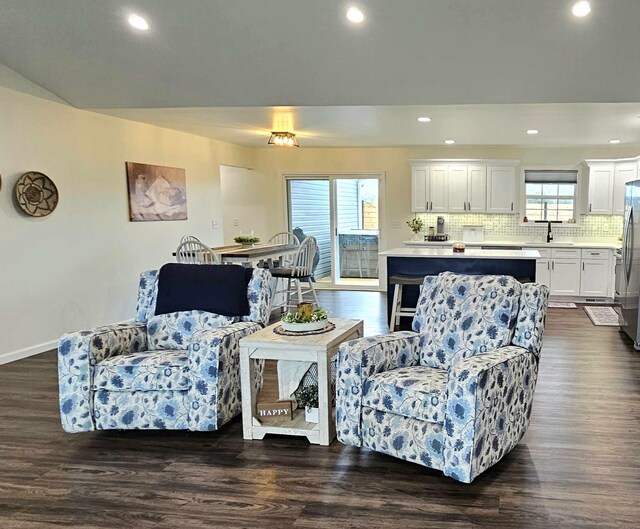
[520,165,584,227]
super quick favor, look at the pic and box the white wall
[219,165,283,245]
[0,86,253,362]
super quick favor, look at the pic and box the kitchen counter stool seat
[389,274,426,331]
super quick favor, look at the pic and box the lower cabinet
[535,259,551,289]
[532,248,613,298]
[550,259,581,296]
[580,259,610,297]
[535,258,581,295]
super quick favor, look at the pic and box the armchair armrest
[188,321,262,431]
[336,331,420,447]
[443,346,539,483]
[58,321,147,432]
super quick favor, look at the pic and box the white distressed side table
[239,318,363,446]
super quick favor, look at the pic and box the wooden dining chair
[176,240,220,264]
[271,236,319,310]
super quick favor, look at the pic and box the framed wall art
[126,162,187,221]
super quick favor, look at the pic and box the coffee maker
[426,216,449,241]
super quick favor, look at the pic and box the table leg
[316,353,334,446]
[240,346,257,440]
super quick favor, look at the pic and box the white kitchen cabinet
[612,162,638,215]
[411,167,428,212]
[467,165,487,212]
[586,162,614,214]
[411,165,448,212]
[486,166,517,213]
[447,165,468,212]
[429,165,448,212]
[550,259,581,296]
[580,259,610,297]
[535,259,551,289]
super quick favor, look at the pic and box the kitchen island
[379,247,540,326]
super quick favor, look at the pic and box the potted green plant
[234,235,260,247]
[281,303,329,332]
[296,384,319,423]
[407,217,424,241]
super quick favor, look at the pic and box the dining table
[171,242,300,315]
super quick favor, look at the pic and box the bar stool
[389,274,426,331]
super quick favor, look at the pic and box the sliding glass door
[287,175,380,288]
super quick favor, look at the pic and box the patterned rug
[583,306,621,327]
[548,302,577,309]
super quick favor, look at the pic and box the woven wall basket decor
[15,171,58,217]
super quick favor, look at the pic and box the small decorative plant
[407,217,424,234]
[234,235,260,244]
[296,384,319,410]
[282,303,328,324]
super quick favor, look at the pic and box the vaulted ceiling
[1,0,639,146]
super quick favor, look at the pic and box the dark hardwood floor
[1,291,639,528]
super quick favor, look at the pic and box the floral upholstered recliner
[335,272,549,483]
[58,268,271,432]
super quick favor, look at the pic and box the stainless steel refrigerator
[620,179,640,349]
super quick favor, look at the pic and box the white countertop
[380,248,540,259]
[403,240,620,250]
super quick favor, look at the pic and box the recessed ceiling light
[444,139,455,145]
[128,14,149,31]
[417,117,431,123]
[609,139,621,144]
[527,129,539,135]
[346,6,365,24]
[572,1,591,18]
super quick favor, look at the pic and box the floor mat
[548,302,577,308]
[583,306,621,326]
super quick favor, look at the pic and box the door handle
[511,202,514,211]
[589,203,592,212]
[582,262,585,271]
[547,261,550,270]
[552,261,555,271]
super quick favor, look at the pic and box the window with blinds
[524,170,578,222]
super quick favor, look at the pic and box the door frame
[282,171,386,292]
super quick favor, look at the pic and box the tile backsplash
[415,213,623,241]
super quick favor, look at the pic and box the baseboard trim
[0,340,58,366]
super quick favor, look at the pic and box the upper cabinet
[410,160,514,214]
[467,165,488,212]
[586,159,639,216]
[411,167,429,212]
[613,162,638,215]
[411,165,449,212]
[486,166,517,213]
[586,162,614,214]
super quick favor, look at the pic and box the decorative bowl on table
[234,235,260,247]
[281,303,329,332]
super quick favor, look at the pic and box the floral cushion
[92,350,190,392]
[94,389,189,430]
[418,272,522,370]
[362,366,448,424]
[361,407,445,470]
[146,311,237,350]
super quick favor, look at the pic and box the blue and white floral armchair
[336,272,549,483]
[58,268,271,432]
